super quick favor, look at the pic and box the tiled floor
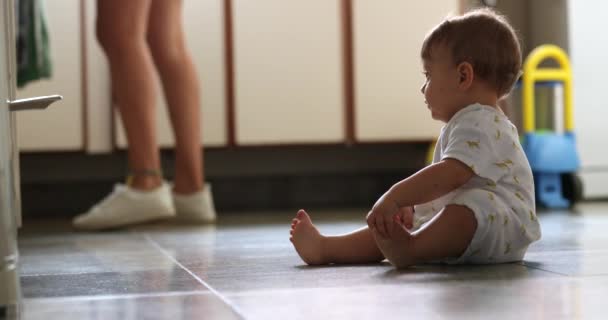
[15,203,608,319]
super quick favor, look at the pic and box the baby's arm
[388,158,474,207]
[367,158,474,237]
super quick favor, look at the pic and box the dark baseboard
[19,143,429,217]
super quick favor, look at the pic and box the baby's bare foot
[372,216,416,268]
[289,209,326,265]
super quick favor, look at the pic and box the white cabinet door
[232,0,345,145]
[16,0,82,151]
[353,1,458,142]
[114,0,227,148]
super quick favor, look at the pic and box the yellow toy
[521,44,582,208]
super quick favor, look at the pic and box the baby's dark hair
[421,8,522,97]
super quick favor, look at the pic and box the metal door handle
[8,94,62,112]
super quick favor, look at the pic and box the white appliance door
[1,0,61,316]
[0,0,21,316]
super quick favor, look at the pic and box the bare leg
[97,0,162,190]
[289,210,384,265]
[147,0,203,194]
[289,208,415,265]
[372,204,477,268]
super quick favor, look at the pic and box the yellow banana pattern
[504,242,512,255]
[494,161,511,170]
[467,140,481,149]
[433,105,539,262]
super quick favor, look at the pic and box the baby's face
[420,46,463,123]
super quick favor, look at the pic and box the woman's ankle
[172,179,204,194]
[127,168,164,190]
[128,175,163,190]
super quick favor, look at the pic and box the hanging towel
[16,0,52,88]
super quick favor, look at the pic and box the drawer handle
[8,95,63,112]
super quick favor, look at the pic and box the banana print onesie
[413,103,541,264]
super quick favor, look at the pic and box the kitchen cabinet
[352,1,459,142]
[232,0,345,145]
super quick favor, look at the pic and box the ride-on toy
[522,44,583,208]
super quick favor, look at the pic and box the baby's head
[420,8,521,122]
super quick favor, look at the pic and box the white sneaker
[172,183,217,223]
[73,183,176,230]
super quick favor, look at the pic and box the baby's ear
[457,62,474,88]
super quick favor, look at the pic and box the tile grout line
[143,234,247,320]
[21,271,109,277]
[520,263,571,277]
[24,290,216,302]
[523,263,608,278]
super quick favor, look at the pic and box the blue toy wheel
[561,173,583,207]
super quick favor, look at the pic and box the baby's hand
[399,206,415,230]
[366,196,401,238]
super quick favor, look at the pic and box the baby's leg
[290,210,385,265]
[372,204,477,268]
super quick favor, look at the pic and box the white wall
[568,0,608,198]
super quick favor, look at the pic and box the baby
[289,8,541,268]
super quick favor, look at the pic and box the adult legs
[96,0,162,190]
[147,0,204,194]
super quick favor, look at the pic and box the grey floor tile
[529,208,608,252]
[17,204,608,319]
[523,249,608,276]
[22,292,242,320]
[226,276,608,320]
[21,268,207,298]
[144,210,365,272]
[19,233,177,276]
[200,261,558,293]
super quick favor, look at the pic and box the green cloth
[17,0,52,88]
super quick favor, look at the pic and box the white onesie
[413,103,541,264]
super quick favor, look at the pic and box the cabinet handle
[8,94,62,112]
